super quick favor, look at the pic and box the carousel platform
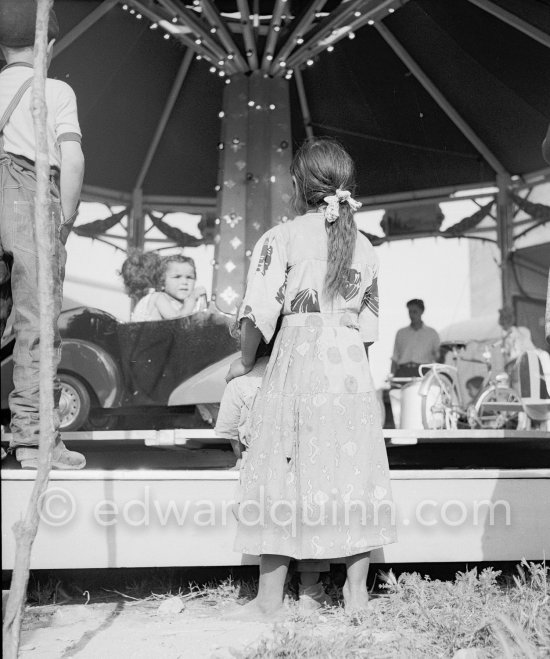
[2,429,549,569]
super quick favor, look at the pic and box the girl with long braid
[226,138,396,618]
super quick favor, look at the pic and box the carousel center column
[212,72,292,314]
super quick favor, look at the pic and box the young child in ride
[121,251,207,321]
[226,138,397,619]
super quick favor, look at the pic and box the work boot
[16,441,86,470]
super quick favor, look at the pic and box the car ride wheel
[475,385,528,430]
[58,373,91,431]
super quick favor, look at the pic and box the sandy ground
[15,598,278,659]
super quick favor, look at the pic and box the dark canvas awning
[39,0,550,205]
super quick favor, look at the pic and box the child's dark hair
[158,254,197,285]
[120,249,162,303]
[290,138,358,302]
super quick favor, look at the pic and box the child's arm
[225,319,262,383]
[154,293,185,320]
[180,286,207,315]
[59,140,84,224]
[240,317,262,368]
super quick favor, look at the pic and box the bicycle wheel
[474,385,527,430]
[421,372,459,430]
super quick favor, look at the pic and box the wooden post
[212,74,292,313]
[496,173,514,309]
[129,187,145,250]
[2,1,55,656]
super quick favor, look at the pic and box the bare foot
[342,581,369,614]
[222,597,287,622]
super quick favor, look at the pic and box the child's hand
[226,358,253,383]
[193,285,207,299]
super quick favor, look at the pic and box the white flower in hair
[323,188,362,223]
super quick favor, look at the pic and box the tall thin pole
[496,173,514,309]
[2,1,56,656]
[294,69,314,139]
[467,0,550,49]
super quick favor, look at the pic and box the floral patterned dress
[235,212,397,559]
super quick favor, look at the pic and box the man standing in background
[391,298,440,378]
[389,298,440,428]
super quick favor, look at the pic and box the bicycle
[418,340,526,430]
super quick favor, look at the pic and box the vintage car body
[1,306,238,431]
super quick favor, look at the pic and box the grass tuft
[235,561,549,658]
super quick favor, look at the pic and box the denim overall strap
[0,77,33,158]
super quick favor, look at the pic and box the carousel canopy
[31,0,550,207]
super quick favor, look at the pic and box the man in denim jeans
[0,0,85,468]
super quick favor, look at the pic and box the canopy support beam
[200,0,248,72]
[284,0,394,73]
[128,0,220,67]
[260,0,287,73]
[270,0,328,75]
[53,0,118,58]
[236,0,259,70]
[375,21,508,176]
[156,0,238,74]
[496,173,514,309]
[512,166,550,190]
[467,0,550,49]
[134,48,194,191]
[129,187,144,250]
[294,69,314,139]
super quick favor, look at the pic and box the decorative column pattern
[213,74,292,314]
[212,74,249,313]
